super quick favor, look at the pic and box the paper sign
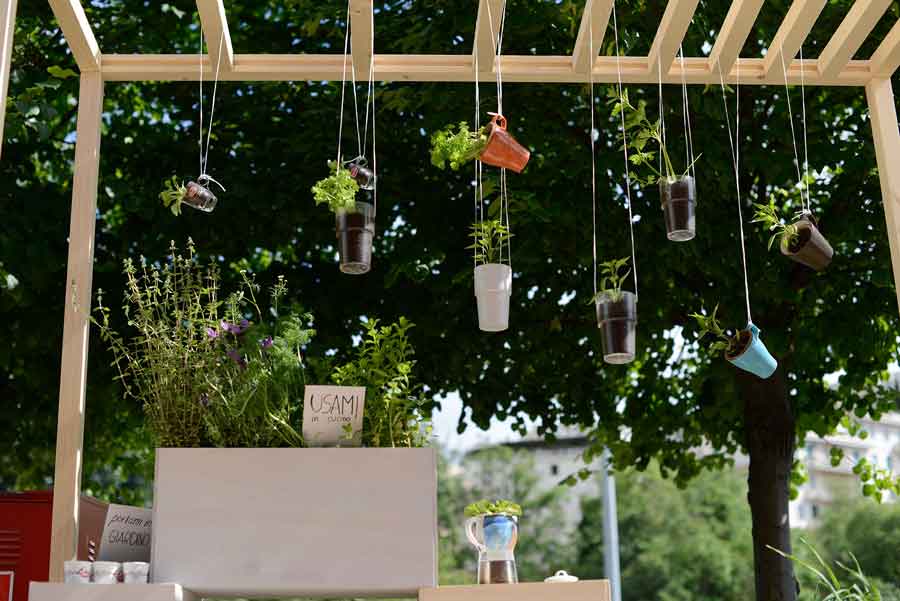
[0,571,12,601]
[303,385,366,446]
[97,504,152,562]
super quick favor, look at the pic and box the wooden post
[866,77,900,315]
[48,70,104,582]
[0,0,18,159]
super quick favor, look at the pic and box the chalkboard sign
[302,385,366,446]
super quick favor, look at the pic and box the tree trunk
[740,365,797,601]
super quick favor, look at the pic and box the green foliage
[332,317,431,448]
[590,257,631,304]
[159,175,187,216]
[430,122,487,171]
[752,200,802,251]
[464,499,523,517]
[772,539,884,601]
[311,161,359,214]
[690,305,743,357]
[467,219,512,265]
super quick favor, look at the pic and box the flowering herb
[430,122,488,171]
[464,499,523,517]
[312,161,360,214]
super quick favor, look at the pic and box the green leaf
[47,66,78,79]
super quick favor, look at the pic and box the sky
[431,391,532,455]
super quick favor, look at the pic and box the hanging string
[335,1,352,173]
[350,58,363,160]
[611,0,638,298]
[778,45,810,214]
[799,45,811,214]
[201,31,225,178]
[486,0,510,268]
[678,45,696,183]
[717,60,752,325]
[589,9,598,300]
[368,1,377,216]
[657,53,665,179]
[199,24,204,179]
[474,19,482,270]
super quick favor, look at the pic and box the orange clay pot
[478,113,530,173]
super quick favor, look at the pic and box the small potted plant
[751,200,834,272]
[159,175,221,214]
[312,161,375,275]
[690,305,777,379]
[464,499,522,585]
[468,219,513,332]
[590,257,636,365]
[610,89,701,242]
[430,113,530,173]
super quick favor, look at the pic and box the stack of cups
[63,560,150,584]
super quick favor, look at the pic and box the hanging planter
[692,305,777,379]
[159,175,221,215]
[659,175,696,242]
[752,203,833,272]
[591,258,636,365]
[430,113,530,173]
[313,161,375,275]
[345,156,376,190]
[469,220,513,332]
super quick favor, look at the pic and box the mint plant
[430,122,488,171]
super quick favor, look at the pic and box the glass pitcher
[465,513,519,584]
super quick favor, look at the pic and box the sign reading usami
[302,385,366,446]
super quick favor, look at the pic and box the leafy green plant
[312,161,360,213]
[609,88,701,187]
[590,257,632,304]
[468,219,513,265]
[430,122,488,170]
[464,499,523,517]
[332,317,431,448]
[159,175,187,216]
[770,539,884,601]
[690,304,745,357]
[751,201,805,251]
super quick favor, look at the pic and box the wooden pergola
[1,0,899,582]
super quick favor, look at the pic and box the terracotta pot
[478,113,530,173]
[595,290,636,365]
[182,181,218,212]
[780,218,833,272]
[659,176,696,242]
[335,201,375,275]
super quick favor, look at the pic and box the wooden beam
[870,17,900,77]
[48,0,100,71]
[0,0,18,160]
[473,0,505,73]
[572,0,614,74]
[866,78,900,315]
[349,0,374,76]
[98,53,873,86]
[48,70,103,582]
[764,0,827,80]
[196,0,234,72]
[819,0,891,79]
[647,0,701,77]
[708,0,765,77]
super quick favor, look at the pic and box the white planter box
[419,581,611,601]
[29,583,196,601]
[151,448,438,598]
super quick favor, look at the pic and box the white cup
[63,560,92,584]
[91,561,122,584]
[122,562,150,583]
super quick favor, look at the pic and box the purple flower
[199,393,210,407]
[226,348,247,370]
[220,319,250,336]
[260,336,274,350]
[206,327,219,340]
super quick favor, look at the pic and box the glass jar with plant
[610,89,700,242]
[159,175,220,214]
[464,499,522,585]
[312,160,375,275]
[752,194,833,272]
[469,219,513,332]
[690,304,777,379]
[430,113,530,173]
[590,257,637,365]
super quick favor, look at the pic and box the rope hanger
[198,25,226,192]
[779,44,812,216]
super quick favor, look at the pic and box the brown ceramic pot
[182,181,218,212]
[596,290,637,365]
[336,201,376,275]
[659,176,696,242]
[780,218,833,272]
[478,113,530,173]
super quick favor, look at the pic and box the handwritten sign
[303,385,366,446]
[97,504,152,562]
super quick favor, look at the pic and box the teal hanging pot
[726,323,777,379]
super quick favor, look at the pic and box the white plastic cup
[91,561,122,584]
[123,562,150,584]
[63,560,92,584]
[474,263,512,332]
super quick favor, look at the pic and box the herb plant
[159,175,187,216]
[590,257,632,304]
[769,540,884,601]
[430,122,488,170]
[609,88,700,187]
[464,499,523,517]
[690,305,744,356]
[751,201,805,251]
[312,161,360,214]
[468,219,513,265]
